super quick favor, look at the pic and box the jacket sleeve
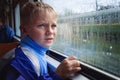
[0,64,62,80]
[0,63,21,80]
[38,71,62,80]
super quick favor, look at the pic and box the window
[43,0,120,78]
[15,4,20,37]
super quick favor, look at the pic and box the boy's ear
[20,25,27,38]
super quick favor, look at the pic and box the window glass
[15,4,20,36]
[43,0,120,77]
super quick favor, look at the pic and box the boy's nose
[46,26,53,35]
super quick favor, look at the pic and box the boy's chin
[44,44,53,48]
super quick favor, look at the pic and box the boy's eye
[37,24,57,29]
[52,24,57,29]
[37,24,46,28]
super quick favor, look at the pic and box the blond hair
[20,2,57,26]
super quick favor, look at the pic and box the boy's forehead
[39,9,56,15]
[30,11,57,24]
[34,10,57,19]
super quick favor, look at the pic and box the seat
[0,42,19,70]
[0,42,19,57]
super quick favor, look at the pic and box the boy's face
[25,11,57,48]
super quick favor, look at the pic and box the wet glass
[43,0,120,77]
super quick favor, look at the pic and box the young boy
[0,2,81,80]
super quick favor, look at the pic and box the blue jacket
[0,24,14,43]
[0,36,61,80]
